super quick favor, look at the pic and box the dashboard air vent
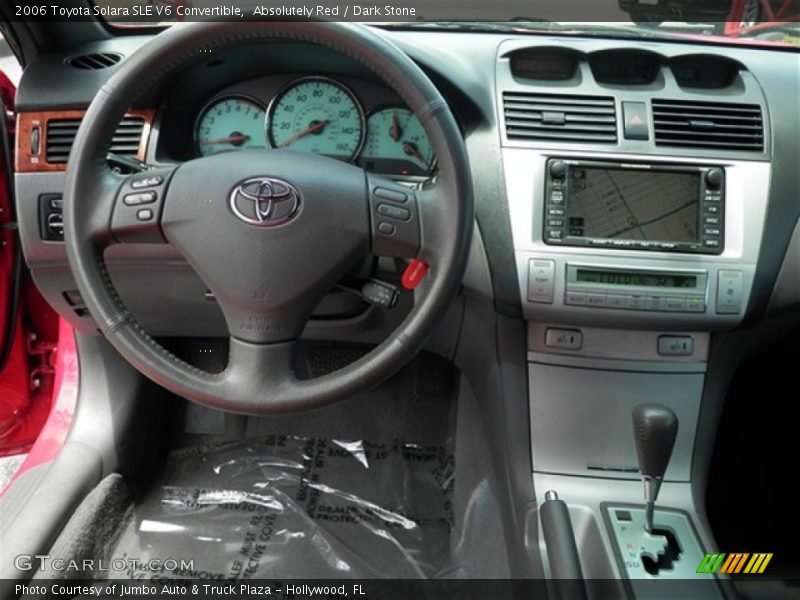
[46,116,145,164]
[66,52,123,70]
[503,92,617,143]
[652,99,763,152]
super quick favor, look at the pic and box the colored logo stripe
[697,553,726,574]
[744,553,773,574]
[697,553,773,574]
[721,553,750,574]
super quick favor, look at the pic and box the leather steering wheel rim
[63,22,473,414]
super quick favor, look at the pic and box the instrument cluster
[194,76,435,177]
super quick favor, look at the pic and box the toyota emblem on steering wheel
[229,177,301,226]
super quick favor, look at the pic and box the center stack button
[528,259,556,304]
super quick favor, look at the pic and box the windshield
[92,0,800,48]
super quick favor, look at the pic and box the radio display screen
[567,167,700,243]
[576,269,697,288]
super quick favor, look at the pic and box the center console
[496,37,771,594]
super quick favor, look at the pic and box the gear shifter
[632,404,678,534]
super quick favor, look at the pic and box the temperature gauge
[360,108,434,176]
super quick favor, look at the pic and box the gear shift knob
[633,404,679,478]
[632,404,678,533]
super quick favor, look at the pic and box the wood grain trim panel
[15,108,155,173]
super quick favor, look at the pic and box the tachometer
[267,77,364,162]
[360,108,434,176]
[195,95,266,156]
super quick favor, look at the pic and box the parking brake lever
[541,490,588,599]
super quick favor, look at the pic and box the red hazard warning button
[622,101,649,141]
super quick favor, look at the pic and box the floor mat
[112,433,455,580]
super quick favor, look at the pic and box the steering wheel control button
[131,175,164,189]
[123,191,157,206]
[622,101,649,140]
[112,167,175,243]
[716,270,743,314]
[378,221,396,235]
[374,187,408,203]
[658,336,694,356]
[545,328,583,351]
[377,203,411,221]
[368,177,420,257]
[401,259,429,290]
[527,259,555,304]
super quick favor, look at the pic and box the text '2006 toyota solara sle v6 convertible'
[0,1,798,599]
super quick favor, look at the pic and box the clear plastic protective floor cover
[112,434,457,579]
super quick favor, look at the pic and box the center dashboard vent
[66,52,123,70]
[503,92,617,143]
[45,116,145,164]
[652,99,764,152]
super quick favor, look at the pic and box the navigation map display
[566,167,700,243]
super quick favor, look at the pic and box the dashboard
[160,73,435,178]
[10,29,800,338]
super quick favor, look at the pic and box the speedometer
[195,95,266,157]
[267,78,365,162]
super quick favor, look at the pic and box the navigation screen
[566,167,700,243]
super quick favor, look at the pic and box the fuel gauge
[360,108,434,176]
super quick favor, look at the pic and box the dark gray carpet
[30,473,133,581]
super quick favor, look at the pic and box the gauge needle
[279,120,329,148]
[199,134,251,145]
[403,141,426,165]
[390,113,401,142]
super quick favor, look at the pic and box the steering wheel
[63,22,473,414]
